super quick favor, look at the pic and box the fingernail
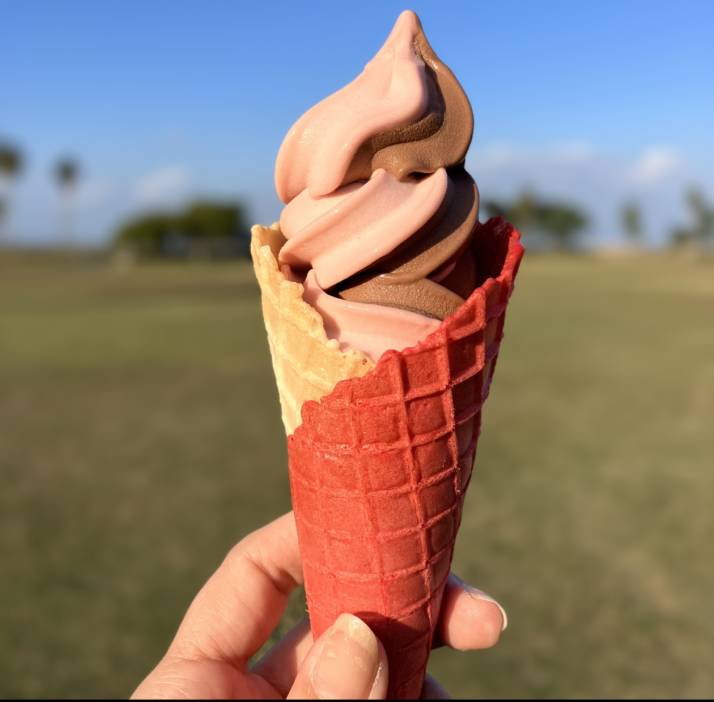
[311,613,380,699]
[465,586,508,631]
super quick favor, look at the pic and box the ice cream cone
[250,223,374,435]
[251,217,524,698]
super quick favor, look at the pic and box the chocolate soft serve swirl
[275,10,479,362]
[339,17,473,187]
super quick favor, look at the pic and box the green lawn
[1,252,712,698]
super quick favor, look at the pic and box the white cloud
[547,141,597,164]
[627,146,683,186]
[134,165,190,207]
[75,179,115,210]
[474,141,598,169]
[475,143,520,168]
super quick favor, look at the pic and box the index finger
[167,511,303,667]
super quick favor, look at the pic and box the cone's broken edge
[286,217,524,699]
[250,222,375,434]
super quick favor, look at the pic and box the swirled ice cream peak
[274,10,478,362]
[276,11,427,203]
[275,10,472,203]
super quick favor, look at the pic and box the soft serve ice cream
[251,11,525,696]
[275,10,480,362]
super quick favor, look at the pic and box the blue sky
[2,0,713,246]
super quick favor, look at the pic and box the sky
[1,0,713,247]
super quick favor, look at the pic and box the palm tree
[54,157,80,248]
[0,142,24,244]
[621,201,643,247]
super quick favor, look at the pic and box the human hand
[132,512,506,699]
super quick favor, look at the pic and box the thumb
[287,613,388,699]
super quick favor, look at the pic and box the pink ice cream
[274,10,478,362]
[275,11,430,202]
[280,168,448,290]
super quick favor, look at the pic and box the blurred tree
[0,144,22,177]
[670,187,714,251]
[484,191,538,230]
[669,227,692,248]
[511,190,540,230]
[0,141,24,244]
[114,200,250,258]
[482,198,509,220]
[54,157,80,248]
[114,213,177,257]
[686,188,714,247]
[537,202,588,249]
[0,197,6,230]
[483,191,588,250]
[621,201,643,245]
[179,201,248,240]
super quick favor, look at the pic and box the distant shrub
[114,200,251,258]
[669,188,714,253]
[483,191,589,251]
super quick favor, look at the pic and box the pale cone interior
[250,223,375,434]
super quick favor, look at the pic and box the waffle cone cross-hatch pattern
[251,218,524,698]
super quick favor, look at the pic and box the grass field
[1,252,713,698]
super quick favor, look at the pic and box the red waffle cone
[287,218,524,698]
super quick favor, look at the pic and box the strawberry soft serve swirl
[274,10,479,362]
